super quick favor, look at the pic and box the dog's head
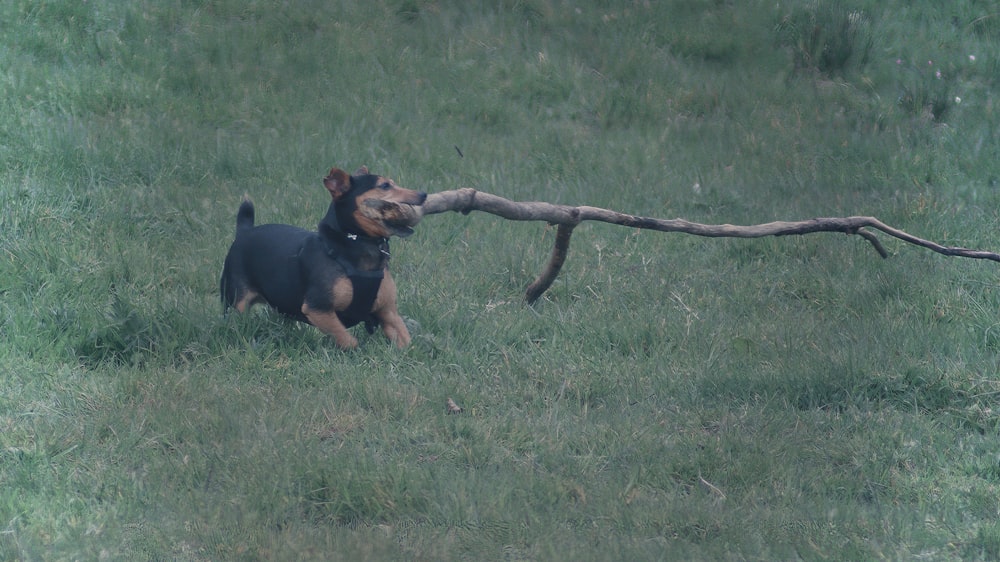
[323,166,427,238]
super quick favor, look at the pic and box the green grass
[3,0,1000,559]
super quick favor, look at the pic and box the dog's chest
[321,241,387,328]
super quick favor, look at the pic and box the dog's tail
[236,196,255,233]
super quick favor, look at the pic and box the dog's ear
[353,165,369,176]
[323,168,351,200]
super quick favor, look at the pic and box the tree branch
[412,188,1000,304]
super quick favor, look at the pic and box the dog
[220,166,426,349]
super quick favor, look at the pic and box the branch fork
[407,188,999,304]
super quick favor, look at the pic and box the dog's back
[220,200,313,319]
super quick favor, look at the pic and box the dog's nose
[415,191,428,205]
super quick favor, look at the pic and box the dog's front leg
[377,308,412,348]
[371,271,411,348]
[302,303,359,349]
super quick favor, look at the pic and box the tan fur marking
[360,176,426,204]
[234,289,262,313]
[330,277,353,311]
[352,213,392,239]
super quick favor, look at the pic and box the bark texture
[411,188,999,304]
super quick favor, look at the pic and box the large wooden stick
[411,188,1000,304]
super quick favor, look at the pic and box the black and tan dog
[220,166,426,349]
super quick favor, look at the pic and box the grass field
[3,0,1000,559]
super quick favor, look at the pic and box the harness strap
[334,255,384,331]
[317,212,390,332]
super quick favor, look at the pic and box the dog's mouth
[392,224,416,237]
[360,199,424,238]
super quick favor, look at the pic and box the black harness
[327,234,388,332]
[317,211,390,333]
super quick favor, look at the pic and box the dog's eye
[379,182,392,190]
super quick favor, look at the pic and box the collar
[326,231,389,261]
[317,223,390,280]
[324,228,389,254]
[320,210,388,251]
